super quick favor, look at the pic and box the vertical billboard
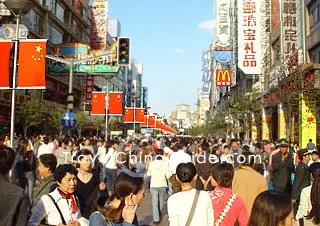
[90,0,108,50]
[282,0,298,69]
[278,103,286,139]
[238,0,262,74]
[215,0,231,47]
[299,94,316,148]
[271,0,280,32]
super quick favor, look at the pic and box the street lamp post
[4,0,34,147]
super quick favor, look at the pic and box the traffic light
[117,37,130,66]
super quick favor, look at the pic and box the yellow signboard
[299,93,316,148]
[262,109,272,141]
[278,103,287,139]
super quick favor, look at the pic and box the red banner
[141,115,148,127]
[216,69,231,86]
[135,108,145,123]
[17,39,47,89]
[0,41,11,89]
[108,92,123,115]
[148,115,156,128]
[124,107,134,123]
[91,92,105,115]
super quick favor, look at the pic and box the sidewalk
[137,190,169,226]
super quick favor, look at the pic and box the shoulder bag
[215,194,237,226]
[185,190,201,226]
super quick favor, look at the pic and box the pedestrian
[209,163,249,226]
[168,139,192,193]
[75,149,106,219]
[220,144,233,165]
[307,139,316,152]
[232,151,268,215]
[28,164,88,225]
[248,190,294,226]
[147,149,172,224]
[167,162,214,226]
[88,172,144,226]
[295,162,320,225]
[308,150,320,166]
[292,149,311,216]
[0,145,27,226]
[31,154,57,213]
[37,136,52,158]
[271,139,295,195]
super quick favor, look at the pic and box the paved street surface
[137,190,169,226]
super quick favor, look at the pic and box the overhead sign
[213,50,232,63]
[49,63,119,74]
[216,70,232,86]
[61,112,77,129]
[238,0,262,74]
[215,0,231,47]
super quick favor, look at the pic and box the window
[55,3,64,22]
[45,0,56,13]
[47,25,63,44]
[312,6,319,25]
[23,10,43,36]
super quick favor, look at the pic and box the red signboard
[216,70,232,86]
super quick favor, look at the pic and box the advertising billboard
[90,0,108,50]
[215,0,231,47]
[216,70,232,86]
[238,0,262,74]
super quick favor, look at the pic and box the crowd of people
[0,134,320,226]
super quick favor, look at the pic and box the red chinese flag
[155,121,162,130]
[124,107,134,123]
[141,115,148,127]
[91,92,105,115]
[17,39,47,89]
[148,115,156,128]
[108,92,123,115]
[135,108,145,123]
[0,41,11,89]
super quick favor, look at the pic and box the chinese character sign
[90,0,108,50]
[282,0,298,67]
[215,0,231,47]
[238,0,262,74]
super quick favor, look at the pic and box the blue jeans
[104,168,117,192]
[150,187,166,222]
[24,171,34,210]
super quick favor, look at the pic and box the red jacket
[209,187,249,226]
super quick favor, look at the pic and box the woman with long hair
[89,172,145,226]
[248,190,294,226]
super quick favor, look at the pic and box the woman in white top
[167,162,214,226]
[295,162,320,225]
[28,164,87,226]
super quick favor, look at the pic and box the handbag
[185,190,200,226]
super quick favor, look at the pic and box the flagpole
[105,80,109,141]
[133,96,136,134]
[9,15,20,147]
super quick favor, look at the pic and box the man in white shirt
[169,140,192,193]
[37,137,52,158]
[147,149,172,224]
[103,140,119,196]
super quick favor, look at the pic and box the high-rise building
[108,19,121,38]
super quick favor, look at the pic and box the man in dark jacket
[31,154,57,213]
[0,145,27,226]
[272,139,295,195]
[292,149,310,216]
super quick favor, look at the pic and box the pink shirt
[209,187,248,226]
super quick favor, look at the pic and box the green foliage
[16,99,44,137]
[49,106,65,135]
[75,111,88,137]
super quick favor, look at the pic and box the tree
[75,111,88,138]
[16,99,44,137]
[49,106,65,136]
[93,118,105,137]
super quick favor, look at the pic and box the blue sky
[109,0,215,115]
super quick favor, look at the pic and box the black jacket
[292,162,310,200]
[272,152,294,188]
[0,176,27,226]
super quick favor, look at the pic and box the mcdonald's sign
[216,70,232,86]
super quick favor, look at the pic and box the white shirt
[96,146,108,165]
[169,150,192,174]
[296,185,312,220]
[147,159,172,188]
[104,148,118,169]
[167,189,214,226]
[37,144,52,158]
[28,188,86,226]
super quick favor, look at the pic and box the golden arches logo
[216,70,231,86]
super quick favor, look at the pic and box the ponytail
[97,196,126,222]
[306,165,320,224]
